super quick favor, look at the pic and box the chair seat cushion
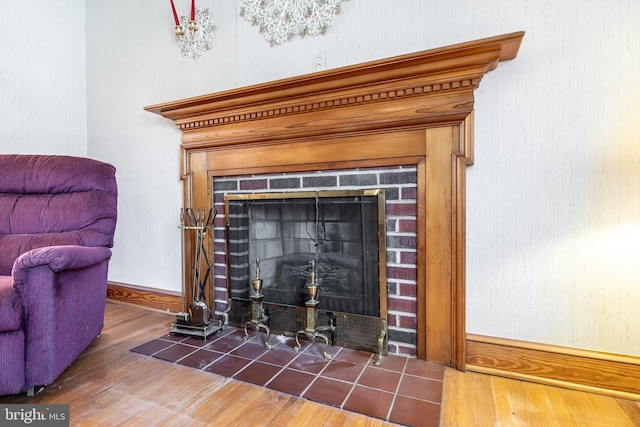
[0,276,24,332]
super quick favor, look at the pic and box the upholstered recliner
[0,154,117,396]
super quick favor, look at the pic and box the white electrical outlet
[312,52,326,72]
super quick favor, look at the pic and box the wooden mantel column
[146,31,524,370]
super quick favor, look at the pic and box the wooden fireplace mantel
[146,31,524,370]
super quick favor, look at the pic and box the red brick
[386,314,398,328]
[399,316,417,330]
[399,283,417,298]
[240,179,267,190]
[401,187,417,200]
[394,345,417,358]
[387,202,417,217]
[387,297,416,313]
[400,251,417,265]
[399,219,416,233]
[388,266,417,281]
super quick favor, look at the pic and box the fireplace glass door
[224,190,386,319]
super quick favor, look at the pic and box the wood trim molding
[145,32,524,146]
[145,32,525,369]
[466,334,640,400]
[107,281,182,314]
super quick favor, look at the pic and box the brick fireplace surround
[146,32,524,369]
[214,166,419,356]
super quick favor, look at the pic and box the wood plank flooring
[1,302,639,426]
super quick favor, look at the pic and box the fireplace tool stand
[293,261,335,360]
[171,207,223,339]
[244,259,271,349]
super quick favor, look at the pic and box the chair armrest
[11,245,112,296]
[10,245,113,387]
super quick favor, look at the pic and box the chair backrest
[0,155,118,275]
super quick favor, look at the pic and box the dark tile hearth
[130,327,444,426]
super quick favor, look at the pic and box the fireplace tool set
[171,207,223,339]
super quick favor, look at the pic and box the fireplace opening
[225,190,386,320]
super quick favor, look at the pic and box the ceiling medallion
[239,0,347,46]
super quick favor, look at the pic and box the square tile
[242,330,272,347]
[154,343,197,362]
[398,374,443,403]
[130,339,174,356]
[182,336,217,347]
[131,329,447,427]
[300,340,334,358]
[222,328,248,342]
[204,354,252,377]
[333,347,373,365]
[272,336,299,351]
[357,366,402,393]
[257,347,299,367]
[389,395,440,427]
[320,360,365,383]
[287,353,330,375]
[303,377,353,408]
[161,334,188,342]
[372,354,408,372]
[234,361,282,386]
[343,385,394,421]
[231,342,268,360]
[204,336,244,353]
[404,358,445,381]
[177,349,224,370]
[267,368,315,396]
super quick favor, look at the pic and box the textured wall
[0,0,86,155]
[79,0,640,356]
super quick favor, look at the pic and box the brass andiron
[294,260,335,360]
[244,259,271,349]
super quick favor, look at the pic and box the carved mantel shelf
[146,31,524,370]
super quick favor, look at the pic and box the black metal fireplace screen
[224,190,388,354]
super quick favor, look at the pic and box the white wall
[0,0,87,155]
[24,0,637,357]
[469,2,640,356]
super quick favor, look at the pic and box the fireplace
[145,32,524,368]
[216,166,419,355]
[224,189,385,317]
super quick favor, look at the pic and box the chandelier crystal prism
[239,0,347,45]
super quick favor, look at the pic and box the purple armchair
[0,155,117,396]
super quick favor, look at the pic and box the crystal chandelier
[239,0,347,46]
[170,1,215,59]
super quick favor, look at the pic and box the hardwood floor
[441,368,640,426]
[2,302,639,426]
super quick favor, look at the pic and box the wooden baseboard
[466,333,640,400]
[107,281,182,314]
